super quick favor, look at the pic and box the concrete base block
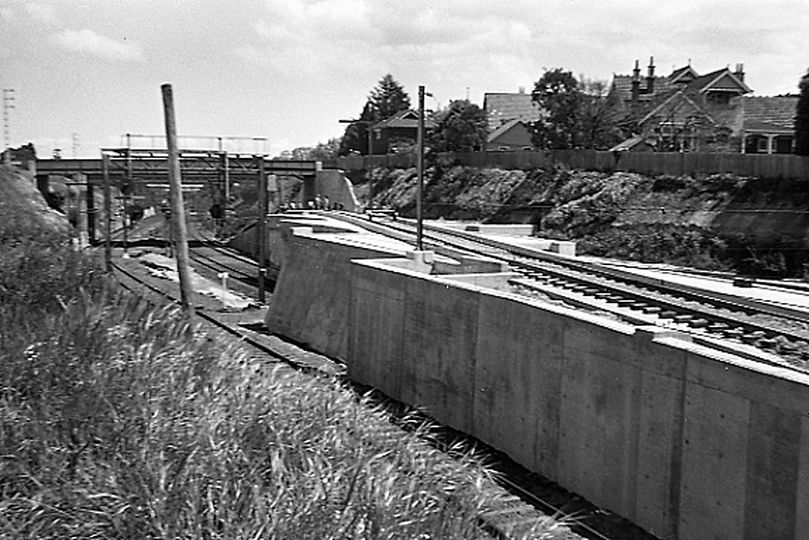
[405,250,435,273]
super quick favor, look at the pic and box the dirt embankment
[0,165,71,235]
[362,164,809,279]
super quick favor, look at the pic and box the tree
[339,75,411,156]
[308,137,342,161]
[369,74,411,119]
[429,100,488,153]
[531,69,582,149]
[339,101,377,156]
[795,68,809,156]
[530,69,620,150]
[577,79,622,150]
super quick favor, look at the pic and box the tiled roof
[611,65,750,104]
[640,90,715,126]
[610,75,673,103]
[685,68,751,94]
[669,65,698,83]
[483,92,541,131]
[487,118,527,143]
[743,96,799,132]
[372,109,435,130]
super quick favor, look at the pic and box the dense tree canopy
[531,69,581,150]
[531,69,619,150]
[795,68,809,156]
[339,74,411,156]
[577,79,622,150]
[429,100,488,153]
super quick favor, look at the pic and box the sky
[1,0,808,158]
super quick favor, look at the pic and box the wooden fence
[332,150,809,179]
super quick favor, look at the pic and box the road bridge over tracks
[35,150,321,206]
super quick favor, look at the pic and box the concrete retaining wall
[346,255,809,540]
[264,228,408,360]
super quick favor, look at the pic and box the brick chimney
[734,63,745,82]
[631,60,641,103]
[646,56,655,94]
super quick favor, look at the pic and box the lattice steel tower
[2,89,15,164]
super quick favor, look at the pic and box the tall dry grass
[1,195,570,539]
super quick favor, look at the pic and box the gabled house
[742,96,799,154]
[370,109,435,154]
[486,119,534,151]
[610,58,751,152]
[482,89,542,150]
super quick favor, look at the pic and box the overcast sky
[1,0,807,158]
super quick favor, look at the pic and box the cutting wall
[347,257,809,540]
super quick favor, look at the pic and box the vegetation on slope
[364,164,809,279]
[0,168,566,539]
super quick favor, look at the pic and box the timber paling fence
[334,150,809,180]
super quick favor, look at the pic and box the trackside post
[161,83,194,316]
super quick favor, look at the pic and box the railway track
[336,213,809,369]
[110,228,655,540]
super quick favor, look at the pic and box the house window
[757,138,768,153]
[707,93,731,105]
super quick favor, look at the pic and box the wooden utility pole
[86,182,96,245]
[102,153,112,272]
[161,83,194,314]
[257,155,268,303]
[416,85,425,251]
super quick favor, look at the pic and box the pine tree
[795,68,809,156]
[339,75,411,156]
[369,74,411,120]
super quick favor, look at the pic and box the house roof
[487,119,529,143]
[743,95,799,133]
[685,68,751,95]
[372,109,434,131]
[483,92,542,131]
[609,134,655,152]
[669,65,699,84]
[610,75,673,103]
[610,64,751,105]
[640,90,716,126]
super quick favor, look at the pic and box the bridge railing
[119,134,271,155]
